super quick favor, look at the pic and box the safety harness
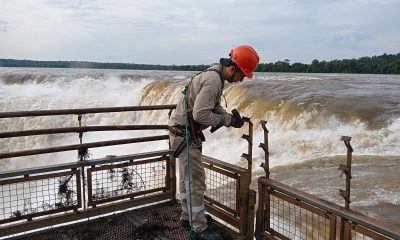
[186,68,223,148]
[170,68,224,157]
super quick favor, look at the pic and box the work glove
[230,109,244,128]
[222,113,232,127]
[210,113,231,133]
[210,111,242,133]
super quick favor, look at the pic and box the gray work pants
[170,134,208,232]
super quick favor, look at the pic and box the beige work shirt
[169,65,231,129]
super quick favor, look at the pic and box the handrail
[0,150,173,178]
[0,135,169,159]
[203,155,248,175]
[0,105,181,238]
[0,105,177,118]
[0,125,168,138]
[260,177,400,239]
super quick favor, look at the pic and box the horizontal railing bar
[88,157,168,172]
[205,203,239,229]
[0,205,79,225]
[260,177,400,239]
[0,135,169,159]
[204,162,238,179]
[87,150,172,166]
[0,150,172,178]
[204,195,237,215]
[0,125,169,138]
[90,187,168,206]
[0,162,81,178]
[0,105,177,118]
[353,224,392,240]
[0,169,78,185]
[203,155,248,175]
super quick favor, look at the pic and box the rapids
[1,67,399,226]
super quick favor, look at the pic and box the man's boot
[180,214,213,228]
[196,228,223,240]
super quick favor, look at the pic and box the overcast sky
[0,0,399,65]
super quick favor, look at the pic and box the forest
[1,52,399,74]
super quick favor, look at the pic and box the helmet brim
[240,68,253,78]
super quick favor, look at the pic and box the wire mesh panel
[256,178,400,240]
[204,164,239,215]
[0,170,81,225]
[267,191,335,240]
[351,224,394,240]
[87,157,169,206]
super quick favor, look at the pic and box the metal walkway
[10,201,240,240]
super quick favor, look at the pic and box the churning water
[0,67,399,226]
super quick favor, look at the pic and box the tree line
[1,52,399,74]
[257,53,400,74]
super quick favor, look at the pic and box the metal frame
[0,106,176,237]
[0,169,82,225]
[202,117,255,239]
[0,105,255,239]
[255,121,400,240]
[0,152,174,237]
[87,156,170,206]
[349,222,393,240]
[0,105,177,118]
[3,106,398,239]
[256,178,400,240]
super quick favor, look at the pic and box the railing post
[77,114,87,210]
[238,170,251,239]
[165,155,176,201]
[255,121,270,239]
[258,120,270,178]
[239,117,253,239]
[167,110,176,201]
[338,136,353,240]
[246,189,257,240]
[255,178,266,240]
[241,117,253,176]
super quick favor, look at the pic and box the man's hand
[230,109,244,128]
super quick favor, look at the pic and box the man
[169,45,259,240]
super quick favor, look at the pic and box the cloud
[0,0,399,64]
[0,20,8,32]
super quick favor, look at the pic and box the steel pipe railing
[0,135,169,159]
[256,178,400,240]
[0,105,177,118]
[0,125,168,138]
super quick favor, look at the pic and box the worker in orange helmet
[169,45,260,240]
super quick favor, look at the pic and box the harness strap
[186,68,223,147]
[182,86,196,240]
[168,126,185,137]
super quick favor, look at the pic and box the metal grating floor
[9,201,240,240]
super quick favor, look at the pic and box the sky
[0,0,399,65]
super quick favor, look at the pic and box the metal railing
[0,168,82,225]
[255,121,400,240]
[0,105,177,237]
[0,105,255,238]
[203,117,255,239]
[2,107,399,240]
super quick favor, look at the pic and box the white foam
[1,70,399,173]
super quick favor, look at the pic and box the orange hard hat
[230,45,260,78]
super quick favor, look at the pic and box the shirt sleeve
[213,101,228,115]
[192,78,225,127]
